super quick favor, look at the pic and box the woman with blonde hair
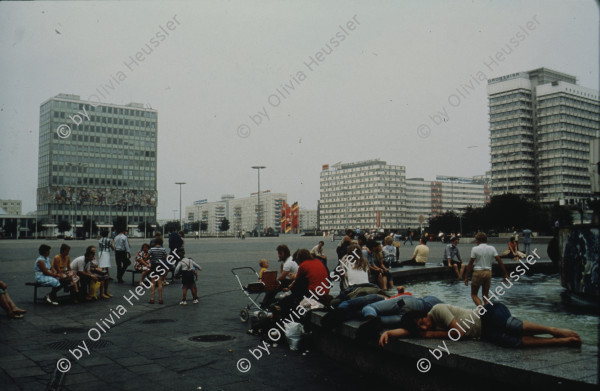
[341,244,370,287]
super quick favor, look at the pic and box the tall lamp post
[175,182,186,231]
[252,166,266,237]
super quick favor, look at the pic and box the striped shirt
[148,246,167,265]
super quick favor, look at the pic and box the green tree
[219,218,230,232]
[57,220,72,235]
[138,222,154,237]
[428,211,460,235]
[82,219,99,237]
[113,216,128,233]
[3,220,17,237]
[165,221,181,232]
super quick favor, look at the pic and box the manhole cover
[141,319,177,324]
[48,327,87,334]
[46,340,114,351]
[189,335,234,342]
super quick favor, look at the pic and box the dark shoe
[158,300,164,304]
[320,308,346,330]
[356,316,381,341]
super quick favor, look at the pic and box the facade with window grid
[319,160,406,231]
[37,94,157,234]
[488,68,599,204]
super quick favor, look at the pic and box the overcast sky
[0,0,598,219]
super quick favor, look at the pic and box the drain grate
[189,335,234,342]
[48,327,87,334]
[141,319,177,324]
[46,340,114,351]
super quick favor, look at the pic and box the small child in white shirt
[174,249,202,305]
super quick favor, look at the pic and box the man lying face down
[379,302,581,348]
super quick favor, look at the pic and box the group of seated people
[254,232,581,351]
[34,244,111,305]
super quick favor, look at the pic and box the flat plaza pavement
[0,235,585,391]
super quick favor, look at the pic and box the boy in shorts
[380,302,581,348]
[174,249,202,305]
[464,232,509,306]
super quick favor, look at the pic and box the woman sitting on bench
[52,244,80,303]
[0,280,27,319]
[34,244,62,306]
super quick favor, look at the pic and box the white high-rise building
[488,68,600,204]
[185,191,286,235]
[37,93,158,235]
[319,159,406,231]
[319,160,490,232]
[404,176,489,229]
[299,209,318,231]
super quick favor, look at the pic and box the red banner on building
[281,201,299,233]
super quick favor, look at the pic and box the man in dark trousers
[114,229,131,283]
[168,228,184,283]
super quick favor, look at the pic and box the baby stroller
[231,267,279,322]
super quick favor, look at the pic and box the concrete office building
[0,200,22,215]
[185,191,287,235]
[488,68,600,203]
[299,209,318,231]
[319,160,406,232]
[37,94,158,235]
[404,176,489,229]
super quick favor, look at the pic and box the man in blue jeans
[320,292,443,336]
[379,302,581,348]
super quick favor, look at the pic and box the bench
[126,269,142,286]
[25,282,72,304]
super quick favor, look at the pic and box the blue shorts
[481,302,523,348]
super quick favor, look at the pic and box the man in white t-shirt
[276,244,298,289]
[464,232,508,306]
[261,244,298,308]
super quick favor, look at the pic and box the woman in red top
[284,249,330,303]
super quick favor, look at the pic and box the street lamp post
[251,166,266,237]
[67,162,88,238]
[175,182,186,231]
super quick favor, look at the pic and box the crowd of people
[7,226,579,351]
[252,230,580,352]
[25,227,201,308]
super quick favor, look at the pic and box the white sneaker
[192,299,199,304]
[179,300,187,305]
[46,295,59,306]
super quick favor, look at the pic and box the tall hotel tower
[37,94,158,234]
[488,68,600,204]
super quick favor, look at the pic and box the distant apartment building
[185,191,286,235]
[318,160,489,231]
[37,93,157,235]
[319,160,406,231]
[299,209,318,231]
[0,200,22,215]
[404,176,488,229]
[488,68,600,204]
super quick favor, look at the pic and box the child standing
[258,259,269,281]
[174,249,202,305]
[148,237,168,304]
[135,244,151,285]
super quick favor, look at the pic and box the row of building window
[51,100,156,118]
